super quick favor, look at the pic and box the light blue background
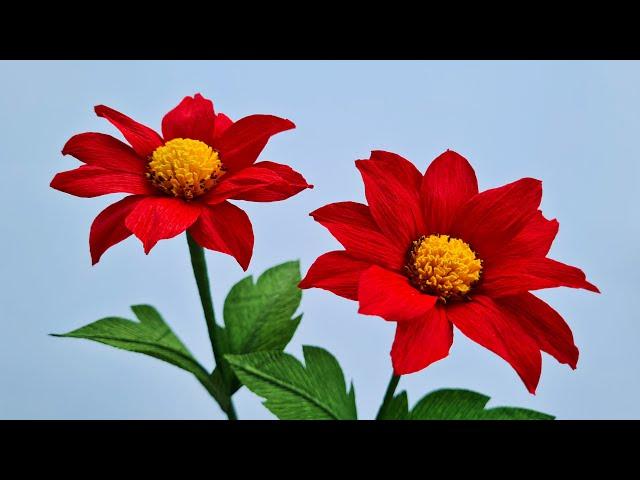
[0,61,637,419]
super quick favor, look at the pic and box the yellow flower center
[146,138,225,200]
[405,234,482,302]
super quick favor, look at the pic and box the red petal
[421,150,478,233]
[391,305,453,374]
[298,251,371,300]
[355,151,425,248]
[358,265,437,323]
[124,197,202,254]
[450,177,542,260]
[496,293,579,369]
[161,93,216,145]
[499,210,559,261]
[212,113,233,142]
[94,105,163,157]
[215,114,295,172]
[480,257,599,297]
[188,202,254,270]
[446,295,542,394]
[89,195,144,265]
[202,161,312,204]
[62,132,146,174]
[50,165,155,198]
[309,202,405,270]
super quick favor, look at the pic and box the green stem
[186,232,237,420]
[224,392,238,421]
[375,373,401,420]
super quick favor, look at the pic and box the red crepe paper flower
[299,150,598,393]
[51,94,311,269]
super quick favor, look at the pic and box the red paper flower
[299,150,598,393]
[51,94,311,269]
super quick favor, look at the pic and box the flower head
[299,150,598,393]
[51,94,312,269]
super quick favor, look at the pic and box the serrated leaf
[410,389,554,420]
[52,305,229,410]
[213,261,303,394]
[224,261,302,352]
[226,346,357,420]
[378,391,409,420]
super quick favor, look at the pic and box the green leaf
[213,261,303,394]
[410,389,554,420]
[226,346,357,420]
[51,305,229,411]
[377,391,409,420]
[224,261,302,352]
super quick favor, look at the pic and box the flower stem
[186,232,237,420]
[375,373,401,420]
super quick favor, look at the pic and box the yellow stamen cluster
[406,234,482,302]
[146,138,225,200]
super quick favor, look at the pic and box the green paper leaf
[410,389,554,420]
[377,391,410,420]
[213,261,303,394]
[51,304,229,411]
[224,261,302,352]
[226,346,357,420]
